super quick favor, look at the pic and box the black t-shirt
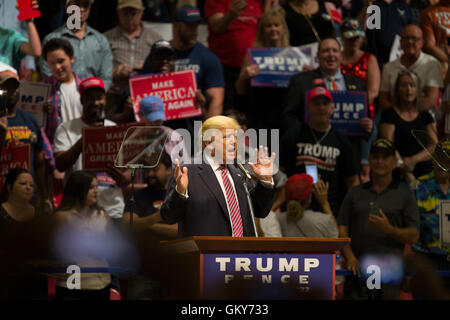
[380,108,434,177]
[124,188,166,218]
[280,124,359,216]
[282,1,335,46]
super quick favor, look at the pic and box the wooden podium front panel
[200,252,336,300]
[161,237,349,299]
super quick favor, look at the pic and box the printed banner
[389,34,403,62]
[305,90,368,136]
[82,123,147,171]
[129,70,200,121]
[0,143,31,190]
[18,81,51,127]
[440,200,450,247]
[248,47,313,88]
[202,253,335,300]
[298,42,319,69]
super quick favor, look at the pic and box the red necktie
[329,76,338,91]
[220,166,243,237]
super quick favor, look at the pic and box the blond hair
[254,6,290,48]
[393,70,422,109]
[198,116,240,150]
[286,196,312,223]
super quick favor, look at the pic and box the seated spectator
[40,0,113,90]
[277,173,338,238]
[363,0,416,67]
[0,69,50,213]
[204,0,276,109]
[0,168,39,235]
[41,38,83,144]
[172,5,224,119]
[280,86,361,216]
[338,138,420,300]
[409,139,450,291]
[420,0,450,72]
[379,24,443,111]
[378,70,437,182]
[282,0,335,46]
[52,170,111,300]
[136,95,190,164]
[235,6,290,131]
[122,150,177,300]
[0,0,42,68]
[104,0,162,121]
[122,151,177,237]
[53,77,131,222]
[0,168,49,299]
[340,18,381,183]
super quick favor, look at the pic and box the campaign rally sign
[18,82,51,127]
[202,253,335,299]
[82,123,147,171]
[305,90,368,136]
[0,143,31,190]
[248,47,313,88]
[298,42,319,68]
[129,70,200,121]
[389,34,403,62]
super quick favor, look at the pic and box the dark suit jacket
[161,163,275,237]
[281,68,367,129]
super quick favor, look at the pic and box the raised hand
[248,145,275,183]
[312,179,329,207]
[242,64,260,80]
[174,159,189,195]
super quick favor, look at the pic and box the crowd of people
[1,0,450,300]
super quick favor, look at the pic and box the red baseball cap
[307,86,333,105]
[79,77,105,96]
[285,173,313,201]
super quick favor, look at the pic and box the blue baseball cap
[341,18,365,39]
[176,5,202,23]
[140,96,166,122]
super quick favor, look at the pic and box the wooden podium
[161,236,349,300]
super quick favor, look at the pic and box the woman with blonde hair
[379,70,437,182]
[235,6,290,131]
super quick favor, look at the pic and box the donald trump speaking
[161,116,276,237]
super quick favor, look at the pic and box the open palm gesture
[248,146,276,183]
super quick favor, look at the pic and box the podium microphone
[234,161,259,237]
[236,162,252,180]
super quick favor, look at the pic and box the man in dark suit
[161,115,275,237]
[282,37,367,129]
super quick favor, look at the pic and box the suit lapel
[197,164,230,222]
